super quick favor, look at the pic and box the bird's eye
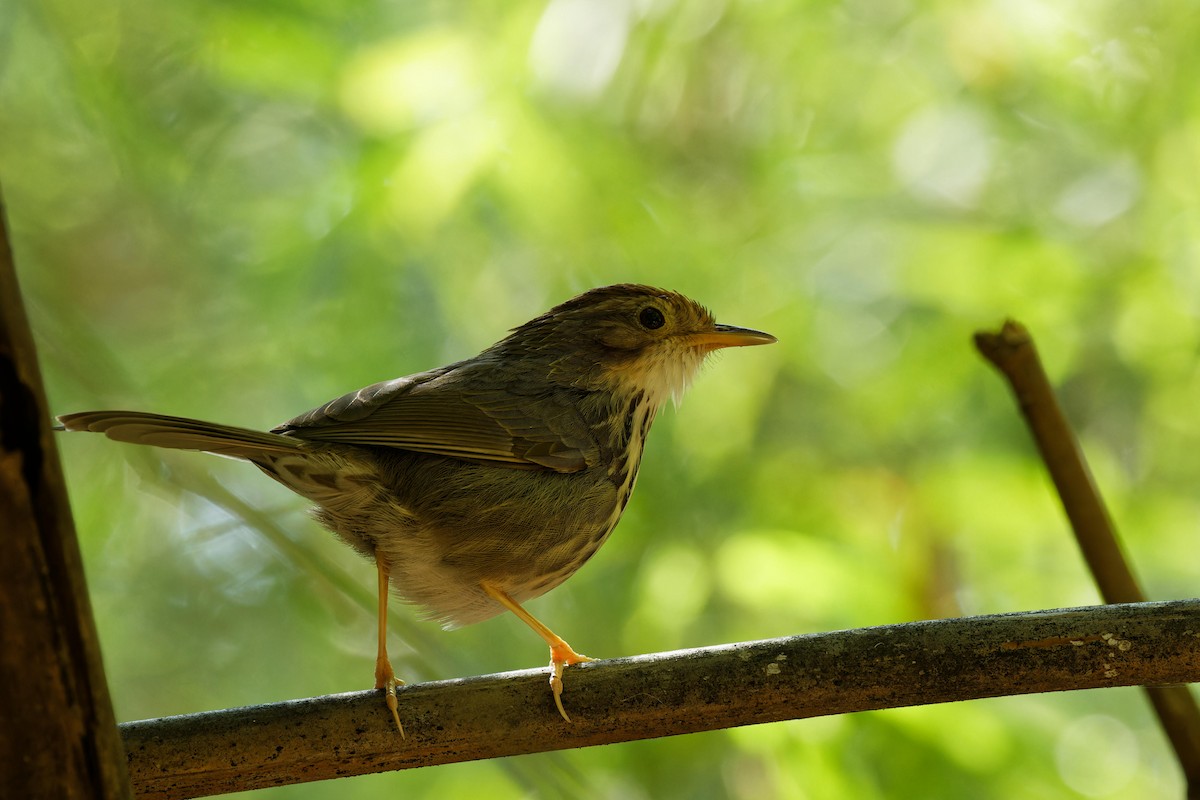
[638,306,666,330]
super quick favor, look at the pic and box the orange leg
[374,552,405,736]
[480,581,593,723]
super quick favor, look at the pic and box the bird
[58,283,776,734]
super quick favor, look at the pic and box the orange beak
[687,323,777,351]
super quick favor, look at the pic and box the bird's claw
[384,678,405,737]
[375,657,406,737]
[550,659,571,722]
[548,643,593,723]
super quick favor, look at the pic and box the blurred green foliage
[3,0,1199,797]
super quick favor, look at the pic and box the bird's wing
[272,364,597,473]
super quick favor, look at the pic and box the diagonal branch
[122,599,1200,799]
[976,320,1200,795]
[975,321,1145,603]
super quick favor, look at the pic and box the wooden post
[0,198,132,798]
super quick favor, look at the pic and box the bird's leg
[374,551,405,736]
[480,581,593,723]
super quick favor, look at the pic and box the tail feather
[57,410,304,460]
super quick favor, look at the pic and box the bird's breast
[599,389,657,534]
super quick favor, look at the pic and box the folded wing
[274,365,597,473]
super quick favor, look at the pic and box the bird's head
[498,284,776,409]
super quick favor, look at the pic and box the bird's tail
[56,410,304,460]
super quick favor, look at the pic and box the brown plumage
[59,283,775,732]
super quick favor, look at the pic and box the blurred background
[3,0,1199,797]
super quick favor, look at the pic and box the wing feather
[272,364,597,473]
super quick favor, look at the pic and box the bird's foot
[374,654,406,737]
[548,640,594,723]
